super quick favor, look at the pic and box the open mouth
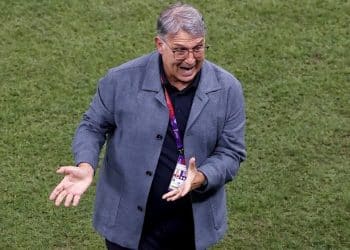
[179,66,194,71]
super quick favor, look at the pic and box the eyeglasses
[161,39,209,61]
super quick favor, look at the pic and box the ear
[155,36,164,54]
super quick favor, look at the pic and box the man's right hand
[49,163,94,207]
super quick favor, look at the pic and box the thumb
[188,157,196,170]
[56,166,78,175]
[181,157,196,195]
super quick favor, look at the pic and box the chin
[178,77,195,85]
[179,73,197,82]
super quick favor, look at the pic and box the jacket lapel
[186,61,221,132]
[141,52,167,107]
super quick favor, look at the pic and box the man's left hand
[162,157,206,202]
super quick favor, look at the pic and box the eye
[173,48,187,54]
[193,45,204,52]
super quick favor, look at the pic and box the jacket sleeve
[198,78,246,192]
[72,72,116,170]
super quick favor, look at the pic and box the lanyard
[160,75,185,165]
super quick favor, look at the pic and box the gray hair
[157,3,206,39]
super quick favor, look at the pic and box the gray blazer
[73,52,246,249]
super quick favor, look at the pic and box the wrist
[78,162,94,176]
[193,170,207,189]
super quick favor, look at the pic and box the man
[49,3,246,250]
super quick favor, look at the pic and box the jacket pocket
[209,189,227,230]
[94,163,123,226]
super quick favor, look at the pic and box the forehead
[166,30,204,46]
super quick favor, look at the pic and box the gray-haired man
[50,3,246,249]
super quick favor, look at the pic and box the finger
[56,166,77,175]
[49,181,66,200]
[49,176,75,200]
[49,188,59,200]
[167,189,183,201]
[64,193,74,207]
[162,189,178,200]
[55,190,67,206]
[165,186,186,201]
[72,195,81,206]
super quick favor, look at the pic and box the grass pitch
[0,0,349,249]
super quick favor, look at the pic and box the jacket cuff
[74,151,99,170]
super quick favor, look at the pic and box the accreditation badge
[168,162,187,191]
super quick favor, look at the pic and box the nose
[184,50,196,64]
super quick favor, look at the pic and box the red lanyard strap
[161,76,185,164]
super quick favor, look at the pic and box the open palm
[49,165,94,207]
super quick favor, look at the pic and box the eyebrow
[172,39,205,48]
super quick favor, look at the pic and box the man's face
[155,30,205,87]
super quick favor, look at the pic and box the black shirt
[141,57,200,249]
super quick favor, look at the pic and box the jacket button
[145,171,153,176]
[137,206,143,212]
[156,134,163,140]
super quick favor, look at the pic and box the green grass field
[1,0,349,249]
